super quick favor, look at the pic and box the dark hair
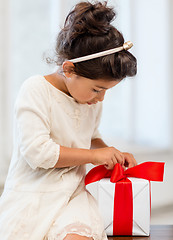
[50,1,137,80]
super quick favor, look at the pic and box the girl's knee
[63,233,93,240]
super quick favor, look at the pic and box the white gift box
[97,177,151,236]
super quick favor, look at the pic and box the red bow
[85,161,165,185]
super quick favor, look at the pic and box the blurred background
[0,0,173,224]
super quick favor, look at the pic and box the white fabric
[0,75,107,240]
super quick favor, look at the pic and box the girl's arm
[53,138,108,168]
[53,146,93,168]
[53,138,137,169]
[53,139,137,169]
[53,144,124,169]
[90,137,108,149]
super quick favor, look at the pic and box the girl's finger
[111,155,118,167]
[114,152,124,166]
[130,154,137,166]
[124,153,136,168]
[127,153,137,168]
[105,158,114,170]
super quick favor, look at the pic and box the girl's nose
[97,90,106,102]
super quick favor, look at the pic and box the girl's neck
[44,71,71,97]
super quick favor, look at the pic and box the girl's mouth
[87,102,98,105]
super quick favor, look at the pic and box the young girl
[0,1,137,240]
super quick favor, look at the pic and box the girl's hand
[91,147,125,170]
[122,152,137,168]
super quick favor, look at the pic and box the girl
[0,1,137,240]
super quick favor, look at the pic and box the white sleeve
[91,102,103,140]
[15,77,60,170]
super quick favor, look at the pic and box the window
[99,0,171,151]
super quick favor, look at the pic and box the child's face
[65,74,120,105]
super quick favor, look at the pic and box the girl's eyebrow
[95,85,108,90]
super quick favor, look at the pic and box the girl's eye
[93,89,101,93]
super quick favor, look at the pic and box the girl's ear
[62,61,75,78]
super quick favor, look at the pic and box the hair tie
[69,41,133,64]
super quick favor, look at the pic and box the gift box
[85,162,165,236]
[98,177,150,236]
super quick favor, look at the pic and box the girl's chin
[74,99,97,105]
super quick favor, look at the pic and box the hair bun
[64,1,116,38]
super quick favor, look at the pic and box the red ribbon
[85,162,165,235]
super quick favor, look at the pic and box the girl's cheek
[87,93,96,101]
[80,91,94,100]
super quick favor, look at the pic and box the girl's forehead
[90,79,119,89]
[75,75,120,88]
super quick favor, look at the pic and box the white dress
[0,75,108,240]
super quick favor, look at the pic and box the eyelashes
[92,89,101,93]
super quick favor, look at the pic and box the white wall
[0,0,12,184]
[132,0,171,148]
[99,0,171,150]
[0,0,54,185]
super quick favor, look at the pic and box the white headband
[69,41,133,64]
